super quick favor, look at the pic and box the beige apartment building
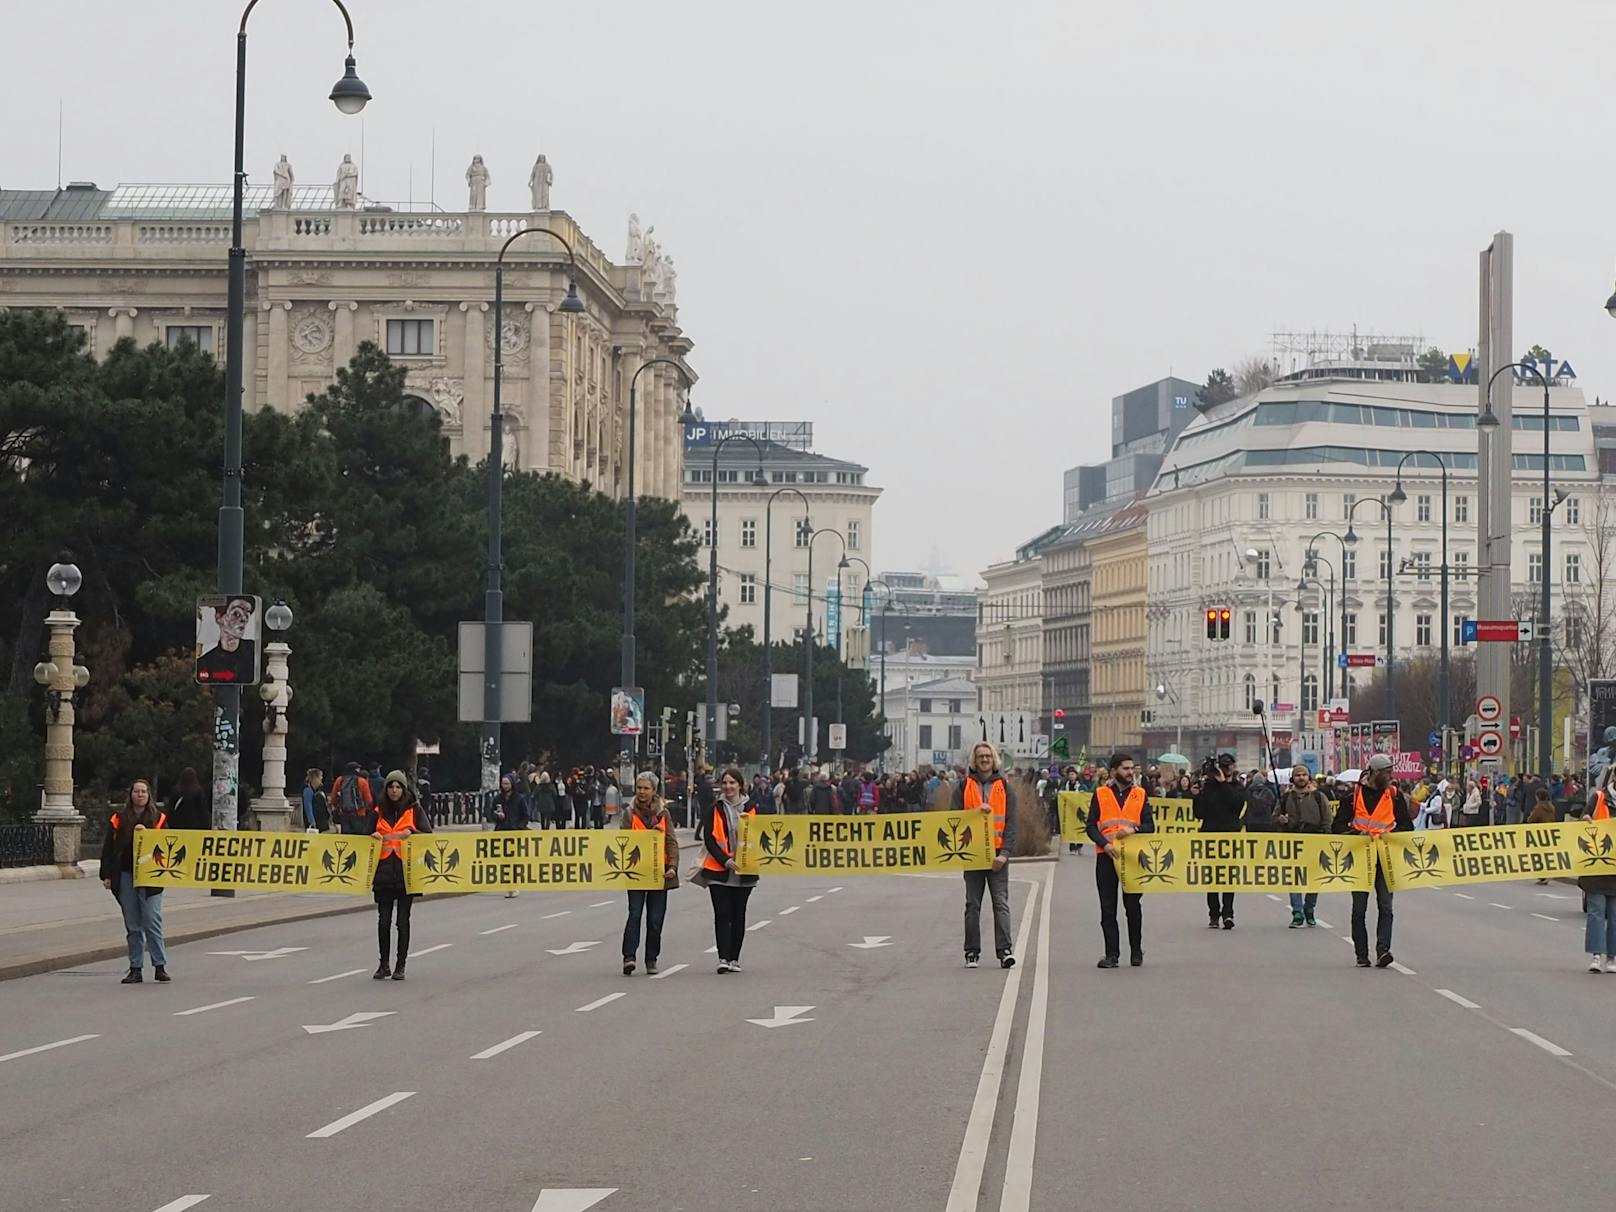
[0,174,693,497]
[1087,499,1148,753]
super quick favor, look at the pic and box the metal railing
[0,822,56,867]
[424,791,495,828]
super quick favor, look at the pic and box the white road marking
[746,1004,816,1029]
[470,1030,542,1060]
[303,1011,396,1035]
[1532,913,1561,922]
[1436,989,1481,1010]
[650,964,687,979]
[1455,893,1475,900]
[1316,919,1334,929]
[206,947,308,961]
[848,936,893,949]
[590,900,614,908]
[747,919,772,931]
[575,992,627,1013]
[1389,962,1416,976]
[1511,1028,1572,1057]
[542,911,571,919]
[0,1034,98,1065]
[1339,936,1355,944]
[704,945,718,954]
[945,874,1040,1212]
[1000,869,1056,1211]
[545,941,600,955]
[779,906,800,915]
[1489,903,1512,910]
[1265,894,1283,903]
[1537,892,1573,901]
[151,1198,212,1212]
[173,996,256,1017]
[529,1189,617,1212]
[408,943,453,958]
[805,895,823,903]
[308,969,366,985]
[307,1091,415,1138]
[480,924,519,935]
[827,886,844,893]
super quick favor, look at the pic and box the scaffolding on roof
[100,183,446,219]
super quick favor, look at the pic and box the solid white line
[1532,913,1561,922]
[1339,936,1355,944]
[0,1034,99,1064]
[308,969,366,985]
[1389,962,1416,976]
[944,872,1040,1212]
[590,900,614,908]
[1455,893,1475,900]
[480,924,519,935]
[747,919,772,931]
[1436,989,1481,1010]
[470,1030,542,1060]
[174,996,256,1017]
[1511,1028,1572,1058]
[805,895,823,903]
[151,1198,212,1212]
[408,943,453,958]
[999,870,1056,1211]
[779,906,800,915]
[1489,903,1512,910]
[1316,919,1334,929]
[306,1091,415,1138]
[650,963,687,979]
[704,945,718,954]
[575,992,627,1013]
[1537,892,1573,901]
[542,911,571,919]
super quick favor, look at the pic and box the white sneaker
[1605,958,1616,974]
[1590,955,1604,973]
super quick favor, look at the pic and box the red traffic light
[1053,708,1065,719]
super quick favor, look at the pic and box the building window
[1344,613,1357,646]
[385,318,433,356]
[1454,550,1471,578]
[1257,492,1270,521]
[1529,498,1544,526]
[739,574,756,605]
[1416,494,1432,523]
[1269,611,1282,645]
[740,519,757,549]
[919,699,932,713]
[1378,612,1390,647]
[793,574,810,604]
[1243,610,1257,644]
[702,518,717,547]
[1255,549,1271,579]
[1416,613,1432,646]
[1378,549,1392,580]
[165,324,214,352]
[1567,497,1582,525]
[1243,673,1257,710]
[918,724,933,750]
[1302,612,1319,645]
[1528,552,1543,584]
[1454,495,1470,523]
[1566,553,1582,584]
[1342,549,1356,581]
[1304,492,1319,521]
[1454,615,1468,647]
[1302,673,1319,713]
[949,699,962,713]
[1412,552,1432,581]
[947,724,962,749]
[795,519,811,548]
[848,520,861,551]
[1343,492,1356,520]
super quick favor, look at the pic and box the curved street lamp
[806,526,849,764]
[704,435,767,762]
[1346,495,1396,700]
[1388,450,1452,737]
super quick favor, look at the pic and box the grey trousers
[963,865,1013,956]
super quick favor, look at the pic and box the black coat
[166,789,209,832]
[492,790,530,830]
[1194,778,1247,832]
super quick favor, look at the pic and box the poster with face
[194,594,262,687]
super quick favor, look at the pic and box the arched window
[1302,674,1319,713]
[1243,673,1257,711]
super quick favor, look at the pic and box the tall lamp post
[1295,572,1334,718]
[1345,495,1396,702]
[484,226,586,791]
[1298,557,1336,701]
[32,559,89,865]
[806,526,848,766]
[249,599,296,831]
[621,357,691,776]
[216,0,370,834]
[762,487,811,770]
[1480,361,1554,775]
[1389,450,1452,740]
[703,435,766,766]
[1305,531,1351,707]
[867,580,905,773]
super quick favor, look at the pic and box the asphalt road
[3,850,1614,1211]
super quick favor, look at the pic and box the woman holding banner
[699,768,758,973]
[371,771,431,981]
[99,778,169,984]
[1582,772,1616,972]
[621,772,679,976]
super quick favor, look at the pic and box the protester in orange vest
[98,778,171,984]
[1085,752,1154,968]
[1332,753,1412,968]
[951,742,1018,969]
[1579,770,1616,972]
[371,770,431,981]
[698,768,758,973]
[621,772,680,976]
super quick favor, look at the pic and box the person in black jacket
[1332,754,1413,968]
[1194,754,1246,929]
[491,772,530,898]
[165,766,209,831]
[1086,754,1154,968]
[99,779,170,984]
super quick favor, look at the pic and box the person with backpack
[1276,767,1331,928]
[332,761,375,834]
[857,771,880,814]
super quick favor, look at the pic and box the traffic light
[1219,608,1231,640]
[1205,607,1232,641]
[1205,608,1218,640]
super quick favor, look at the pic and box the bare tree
[1233,356,1277,397]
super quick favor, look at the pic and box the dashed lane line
[1489,903,1513,911]
[575,992,627,1013]
[779,906,800,915]
[805,895,823,903]
[308,969,366,985]
[1436,989,1481,1010]
[1511,1028,1573,1058]
[1531,913,1561,922]
[747,920,772,932]
[151,1198,212,1212]
[1389,962,1416,976]
[650,964,687,979]
[827,887,844,894]
[0,1034,99,1065]
[408,943,454,958]
[590,900,614,908]
[1265,894,1284,903]
[173,997,256,1017]
[1316,919,1334,929]
[470,1031,542,1060]
[480,924,519,935]
[1537,892,1573,901]
[542,911,571,919]
[1455,893,1475,900]
[307,1091,416,1139]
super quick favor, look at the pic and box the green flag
[1051,735,1070,759]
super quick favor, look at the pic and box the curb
[1010,853,1061,865]
[0,864,84,885]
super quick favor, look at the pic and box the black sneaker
[998,952,1016,970]
[1208,917,1221,929]
[1356,956,1372,968]
[646,960,659,976]
[964,952,980,969]
[1096,955,1120,969]
[1129,951,1144,967]
[391,963,406,981]
[373,963,391,980]
[153,966,171,983]
[623,959,636,976]
[121,968,142,985]
[1375,952,1395,969]
[1222,918,1235,930]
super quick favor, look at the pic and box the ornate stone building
[0,172,694,497]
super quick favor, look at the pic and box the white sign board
[457,621,534,723]
[828,723,848,751]
[974,710,1035,754]
[770,674,800,709]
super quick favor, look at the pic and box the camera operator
[1194,753,1246,929]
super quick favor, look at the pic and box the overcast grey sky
[7,0,1616,579]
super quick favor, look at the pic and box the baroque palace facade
[0,172,693,498]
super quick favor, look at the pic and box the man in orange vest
[951,742,1018,969]
[1086,752,1154,968]
[1333,753,1412,968]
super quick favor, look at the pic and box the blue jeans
[1587,891,1616,955]
[623,890,668,963]
[1288,892,1318,913]
[117,872,166,968]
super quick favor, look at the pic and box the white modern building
[881,673,976,772]
[1144,368,1600,766]
[976,529,1060,717]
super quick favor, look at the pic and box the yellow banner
[736,812,995,875]
[403,830,664,893]
[1381,819,1616,892]
[133,829,378,892]
[1058,792,1198,842]
[1119,831,1376,894]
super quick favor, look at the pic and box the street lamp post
[704,435,766,767]
[1481,362,1554,776]
[32,559,89,865]
[806,527,848,766]
[1305,532,1351,708]
[485,226,586,792]
[250,600,296,831]
[762,487,811,770]
[1389,450,1452,739]
[217,0,370,833]
[1298,557,1336,701]
[1345,495,1396,702]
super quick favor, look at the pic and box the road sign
[1273,701,1297,714]
[1430,744,1444,758]
[828,723,847,751]
[1318,705,1349,727]
[1460,743,1475,760]
[1428,730,1441,748]
[1338,652,1383,668]
[1477,729,1504,757]
[1464,619,1519,643]
[1476,695,1502,724]
[770,674,799,709]
[1509,716,1521,740]
[978,709,1034,752]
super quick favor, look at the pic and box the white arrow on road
[847,936,893,949]
[302,1011,396,1035]
[530,1189,616,1212]
[206,947,309,961]
[545,941,601,956]
[746,1005,816,1029]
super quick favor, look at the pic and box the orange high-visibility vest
[376,807,416,862]
[1351,786,1397,837]
[1094,785,1145,844]
[630,810,668,838]
[111,811,168,832]
[1593,791,1611,821]
[702,802,755,872]
[963,776,1008,850]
